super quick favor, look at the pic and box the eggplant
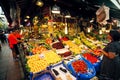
[52,69,59,76]
[59,67,67,73]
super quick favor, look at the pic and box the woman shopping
[8,30,21,61]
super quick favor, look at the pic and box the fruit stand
[19,28,105,80]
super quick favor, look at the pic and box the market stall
[19,27,105,80]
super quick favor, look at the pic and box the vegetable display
[52,41,64,49]
[32,46,47,54]
[72,60,87,73]
[83,53,98,64]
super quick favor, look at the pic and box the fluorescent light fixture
[64,10,71,18]
[52,5,60,14]
[111,0,120,9]
[65,15,71,18]
[52,10,60,14]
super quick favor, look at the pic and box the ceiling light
[65,15,71,18]
[51,5,60,14]
[24,19,28,22]
[36,0,44,7]
[111,0,120,9]
[64,10,71,18]
[26,16,30,18]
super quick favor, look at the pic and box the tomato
[72,60,87,73]
[83,53,98,64]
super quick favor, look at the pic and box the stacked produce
[27,50,62,73]
[86,38,104,49]
[60,36,69,41]
[79,32,97,49]
[56,48,72,57]
[72,60,87,73]
[83,53,99,64]
[45,38,52,45]
[32,46,47,54]
[23,31,105,79]
[27,54,48,73]
[63,40,82,54]
[79,32,105,50]
[66,55,96,80]
[73,38,90,52]
[82,52,102,72]
[73,38,82,45]
[43,50,62,64]
[52,41,64,49]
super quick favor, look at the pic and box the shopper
[98,29,120,80]
[15,30,22,40]
[8,30,20,61]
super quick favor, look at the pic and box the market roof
[0,0,120,24]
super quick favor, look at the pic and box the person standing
[8,30,20,61]
[98,29,120,80]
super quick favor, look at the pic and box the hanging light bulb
[26,16,30,18]
[36,0,44,7]
[51,5,60,14]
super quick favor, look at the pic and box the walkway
[0,43,24,80]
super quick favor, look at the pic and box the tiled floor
[0,43,24,80]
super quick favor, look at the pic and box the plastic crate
[30,70,56,80]
[82,53,102,72]
[92,58,101,72]
[66,57,96,80]
[48,61,77,80]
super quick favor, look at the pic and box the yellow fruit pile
[63,40,82,54]
[43,50,62,64]
[27,54,48,73]
[26,50,62,73]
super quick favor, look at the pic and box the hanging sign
[96,5,110,25]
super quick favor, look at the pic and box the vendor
[98,29,120,80]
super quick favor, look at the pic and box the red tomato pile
[72,60,87,73]
[83,53,98,64]
[60,37,69,41]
